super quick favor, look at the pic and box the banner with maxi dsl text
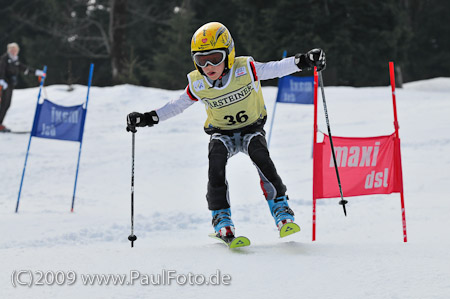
[313,133,404,199]
[31,99,86,142]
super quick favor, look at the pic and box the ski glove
[35,69,46,77]
[0,79,8,90]
[126,111,159,132]
[295,48,326,72]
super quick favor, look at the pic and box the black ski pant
[0,87,13,125]
[206,133,287,211]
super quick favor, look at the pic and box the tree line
[0,0,448,89]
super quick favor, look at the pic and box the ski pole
[318,71,348,216]
[128,130,137,247]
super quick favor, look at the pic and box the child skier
[127,22,326,240]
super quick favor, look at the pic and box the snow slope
[1,77,450,298]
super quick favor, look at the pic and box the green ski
[208,233,251,249]
[279,222,301,238]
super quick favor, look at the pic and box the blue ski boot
[267,195,295,231]
[212,208,235,238]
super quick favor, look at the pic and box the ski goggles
[193,50,226,68]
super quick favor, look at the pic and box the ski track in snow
[1,79,450,298]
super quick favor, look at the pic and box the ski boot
[267,195,301,237]
[212,208,235,238]
[210,208,251,248]
[0,125,11,133]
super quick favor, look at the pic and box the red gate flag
[312,62,407,242]
[313,133,403,199]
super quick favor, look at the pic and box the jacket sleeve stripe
[186,84,198,101]
[249,61,258,82]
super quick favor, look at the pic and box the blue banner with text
[31,99,86,142]
[276,76,314,104]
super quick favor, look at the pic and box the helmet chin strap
[211,70,228,88]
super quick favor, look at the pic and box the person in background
[0,42,46,132]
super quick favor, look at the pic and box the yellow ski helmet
[191,22,235,72]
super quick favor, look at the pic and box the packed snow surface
[1,77,450,298]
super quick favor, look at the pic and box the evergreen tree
[404,0,450,81]
[0,0,448,87]
[149,3,196,90]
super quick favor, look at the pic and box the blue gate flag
[31,99,86,142]
[16,63,94,214]
[276,75,314,104]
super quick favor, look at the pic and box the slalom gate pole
[312,67,318,240]
[16,65,47,213]
[267,92,279,148]
[71,63,94,212]
[318,71,348,216]
[128,131,137,247]
[312,68,319,158]
[389,62,407,242]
